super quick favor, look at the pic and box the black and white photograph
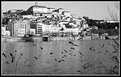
[1,1,120,76]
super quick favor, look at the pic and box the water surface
[1,40,119,75]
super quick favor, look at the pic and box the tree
[107,1,120,21]
[2,17,9,25]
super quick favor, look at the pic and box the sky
[1,1,120,20]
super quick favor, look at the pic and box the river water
[1,40,119,75]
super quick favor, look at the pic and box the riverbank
[1,36,43,42]
[1,36,82,42]
[1,35,119,42]
[1,36,22,42]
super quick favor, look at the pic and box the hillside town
[1,2,120,75]
[2,3,119,41]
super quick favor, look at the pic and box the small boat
[42,34,52,42]
[22,34,34,42]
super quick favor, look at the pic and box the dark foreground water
[1,40,119,75]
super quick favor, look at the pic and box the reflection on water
[1,40,119,75]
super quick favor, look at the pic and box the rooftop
[29,5,47,8]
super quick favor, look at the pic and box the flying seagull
[79,52,84,56]
[2,53,7,58]
[64,49,68,53]
[40,47,43,50]
[34,56,39,60]
[9,53,15,63]
[68,41,79,46]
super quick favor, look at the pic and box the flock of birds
[2,39,119,74]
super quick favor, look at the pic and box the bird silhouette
[68,41,74,45]
[33,43,36,46]
[77,70,81,72]
[64,50,68,53]
[62,56,64,58]
[73,44,79,47]
[68,41,79,46]
[79,52,84,56]
[11,57,15,63]
[15,50,17,52]
[34,56,39,60]
[101,44,105,48]
[62,55,67,58]
[61,52,64,54]
[20,52,23,56]
[27,65,32,67]
[70,47,75,50]
[58,59,65,63]
[89,47,95,52]
[113,65,118,70]
[50,52,53,55]
[2,53,7,58]
[9,53,13,57]
[5,61,9,64]
[89,47,94,50]
[112,56,119,63]
[83,63,88,69]
[93,49,95,52]
[71,34,76,40]
[9,53,15,63]
[40,47,43,50]
[63,55,67,57]
[112,39,119,46]
[112,49,118,53]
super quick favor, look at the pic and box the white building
[22,15,33,19]
[41,23,52,33]
[30,29,36,35]
[50,27,61,33]
[52,8,64,15]
[58,21,79,34]
[59,21,69,28]
[27,5,50,15]
[7,20,30,36]
[48,7,56,13]
[2,27,6,36]
[42,13,52,18]
[2,26,10,36]
[106,20,119,23]
[64,28,79,35]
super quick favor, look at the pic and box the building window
[30,23,36,29]
[20,24,25,28]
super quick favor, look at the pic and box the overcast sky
[1,1,120,20]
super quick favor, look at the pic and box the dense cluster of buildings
[2,3,119,39]
[2,3,89,37]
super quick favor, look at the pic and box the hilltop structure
[2,3,89,37]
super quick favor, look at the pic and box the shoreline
[1,35,119,42]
